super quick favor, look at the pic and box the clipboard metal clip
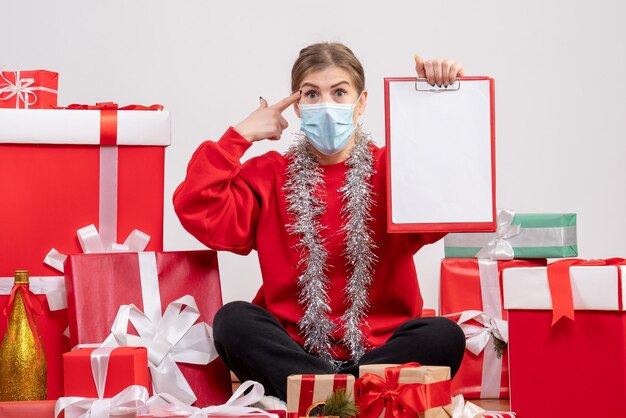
[415,78,460,92]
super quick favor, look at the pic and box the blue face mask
[299,93,362,155]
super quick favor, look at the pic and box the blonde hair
[291,42,365,94]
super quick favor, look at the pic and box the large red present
[64,250,233,407]
[63,346,150,398]
[286,374,355,418]
[0,104,170,278]
[440,258,546,398]
[0,275,68,400]
[0,70,58,109]
[503,258,626,418]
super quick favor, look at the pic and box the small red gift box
[64,250,232,407]
[0,70,58,109]
[0,400,56,418]
[286,374,355,418]
[504,259,626,418]
[63,347,150,398]
[440,258,546,398]
[0,276,68,400]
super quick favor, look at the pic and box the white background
[2,0,625,311]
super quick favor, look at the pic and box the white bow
[54,385,149,418]
[476,209,521,260]
[102,294,218,405]
[456,310,508,356]
[146,381,279,418]
[42,225,150,317]
[44,224,150,273]
[0,70,57,108]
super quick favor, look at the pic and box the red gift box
[0,276,69,400]
[0,104,170,277]
[0,70,58,109]
[63,347,150,398]
[0,400,56,418]
[64,250,232,407]
[503,260,626,418]
[440,258,546,398]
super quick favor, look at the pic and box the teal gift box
[444,210,577,259]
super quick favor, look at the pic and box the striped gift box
[286,374,354,418]
[445,212,577,259]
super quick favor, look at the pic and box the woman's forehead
[300,66,353,88]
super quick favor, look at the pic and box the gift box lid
[503,265,625,311]
[0,108,170,146]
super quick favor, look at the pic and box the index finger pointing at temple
[271,90,302,112]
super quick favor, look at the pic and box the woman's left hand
[414,55,464,87]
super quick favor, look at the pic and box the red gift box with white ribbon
[0,103,169,277]
[63,346,150,398]
[64,250,233,407]
[503,258,626,418]
[440,258,546,398]
[0,69,58,109]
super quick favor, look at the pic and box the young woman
[173,42,466,401]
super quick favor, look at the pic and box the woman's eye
[305,91,318,99]
[335,89,346,97]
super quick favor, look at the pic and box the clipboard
[385,76,496,233]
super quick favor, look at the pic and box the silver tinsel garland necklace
[284,127,377,367]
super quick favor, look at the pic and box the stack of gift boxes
[0,69,237,417]
[2,69,623,418]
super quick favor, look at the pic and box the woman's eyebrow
[330,80,350,88]
[300,80,351,90]
[300,82,319,89]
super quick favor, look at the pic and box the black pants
[213,301,465,401]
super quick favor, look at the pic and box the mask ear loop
[354,90,365,124]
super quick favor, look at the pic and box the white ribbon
[476,209,521,260]
[450,394,486,418]
[456,310,508,357]
[54,384,149,418]
[450,394,515,418]
[477,259,505,398]
[0,275,66,311]
[42,226,150,324]
[101,252,218,405]
[44,225,150,273]
[0,70,57,109]
[146,381,279,418]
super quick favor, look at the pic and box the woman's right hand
[234,91,301,142]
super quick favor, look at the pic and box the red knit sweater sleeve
[173,127,260,255]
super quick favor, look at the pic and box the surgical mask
[299,93,362,155]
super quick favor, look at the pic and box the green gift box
[444,210,577,259]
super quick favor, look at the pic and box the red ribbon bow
[3,283,44,362]
[548,257,625,325]
[355,363,451,418]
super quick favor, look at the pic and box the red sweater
[173,127,444,360]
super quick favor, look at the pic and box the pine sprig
[493,337,507,359]
[321,388,358,418]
